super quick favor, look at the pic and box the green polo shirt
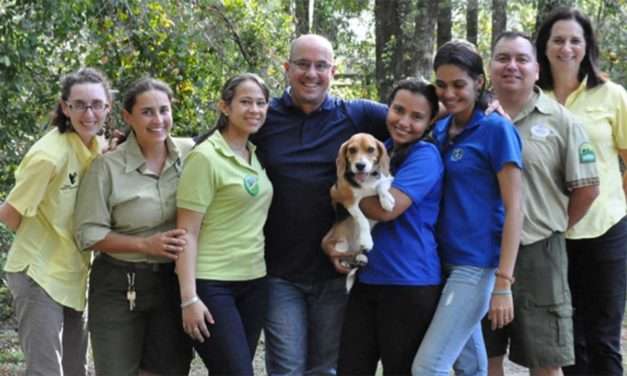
[4,128,100,311]
[74,132,193,263]
[513,88,599,245]
[177,131,273,281]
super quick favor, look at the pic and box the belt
[97,253,174,273]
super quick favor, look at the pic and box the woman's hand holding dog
[182,299,214,342]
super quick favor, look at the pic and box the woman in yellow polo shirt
[537,8,627,375]
[74,77,193,376]
[0,68,111,376]
[176,73,273,374]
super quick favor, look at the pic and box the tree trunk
[375,0,406,101]
[437,0,452,49]
[294,0,310,36]
[535,0,574,34]
[491,0,507,49]
[466,0,478,46]
[413,0,438,80]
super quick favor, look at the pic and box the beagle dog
[326,133,395,278]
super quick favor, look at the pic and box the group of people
[0,6,625,376]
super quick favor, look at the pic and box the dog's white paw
[380,193,395,212]
[359,233,374,251]
[355,253,368,266]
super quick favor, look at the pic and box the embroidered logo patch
[69,172,77,185]
[451,148,464,162]
[530,124,551,140]
[579,143,596,164]
[243,175,259,196]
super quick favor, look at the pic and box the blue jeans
[412,265,495,376]
[194,277,268,375]
[264,276,348,376]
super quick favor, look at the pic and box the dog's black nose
[355,162,366,171]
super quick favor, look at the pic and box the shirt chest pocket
[523,136,561,170]
[111,192,167,231]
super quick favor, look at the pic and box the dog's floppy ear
[375,139,390,174]
[336,140,350,178]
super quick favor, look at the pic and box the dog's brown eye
[367,146,375,153]
[348,147,358,154]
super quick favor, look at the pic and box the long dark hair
[536,7,605,90]
[387,78,439,173]
[51,68,112,133]
[433,39,489,109]
[194,73,270,146]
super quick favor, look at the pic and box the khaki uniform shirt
[547,79,627,239]
[4,128,100,311]
[513,88,599,245]
[74,132,193,263]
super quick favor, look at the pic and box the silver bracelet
[491,289,512,296]
[180,296,200,308]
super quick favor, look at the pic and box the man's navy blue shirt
[252,90,388,282]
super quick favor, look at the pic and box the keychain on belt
[126,272,136,311]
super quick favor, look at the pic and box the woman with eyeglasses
[74,77,194,376]
[0,68,111,376]
[536,8,627,375]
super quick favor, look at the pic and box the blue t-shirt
[359,140,444,286]
[433,109,522,268]
[252,90,388,282]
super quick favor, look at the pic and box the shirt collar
[277,88,335,112]
[66,131,101,164]
[123,131,180,174]
[513,86,550,122]
[207,130,257,160]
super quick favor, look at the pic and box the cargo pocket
[549,304,573,347]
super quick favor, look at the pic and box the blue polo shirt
[359,140,443,286]
[252,90,388,282]
[433,109,522,268]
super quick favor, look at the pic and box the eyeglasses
[65,100,109,113]
[289,59,333,73]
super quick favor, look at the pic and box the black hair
[433,39,489,109]
[536,7,605,90]
[492,31,535,56]
[194,73,270,146]
[386,78,439,173]
[51,67,112,133]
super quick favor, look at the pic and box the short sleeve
[392,144,443,205]
[487,115,523,172]
[610,83,627,149]
[177,150,216,214]
[6,152,57,217]
[563,114,600,189]
[74,156,113,250]
[347,99,389,141]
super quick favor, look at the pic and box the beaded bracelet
[180,296,200,308]
[491,289,512,296]
[495,270,516,284]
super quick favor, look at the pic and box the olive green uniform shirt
[513,88,599,245]
[74,132,193,263]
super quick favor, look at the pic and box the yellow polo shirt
[547,79,627,239]
[4,128,100,311]
[177,131,273,281]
